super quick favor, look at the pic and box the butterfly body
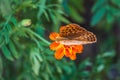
[55,24,97,45]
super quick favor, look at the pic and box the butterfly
[55,24,97,45]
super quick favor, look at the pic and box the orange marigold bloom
[49,32,83,60]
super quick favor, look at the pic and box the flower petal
[69,54,76,60]
[72,45,83,53]
[54,47,64,60]
[65,47,71,57]
[65,46,75,57]
[49,32,59,40]
[50,42,60,50]
[76,45,83,53]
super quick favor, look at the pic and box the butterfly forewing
[59,24,87,38]
[56,24,97,45]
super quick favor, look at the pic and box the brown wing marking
[59,24,87,38]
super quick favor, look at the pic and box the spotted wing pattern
[58,24,97,44]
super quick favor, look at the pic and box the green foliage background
[0,0,120,80]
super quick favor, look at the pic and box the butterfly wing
[59,24,87,38]
[73,31,97,44]
[57,24,97,45]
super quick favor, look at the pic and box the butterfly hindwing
[74,31,97,44]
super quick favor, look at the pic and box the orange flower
[49,32,83,60]
[49,32,59,41]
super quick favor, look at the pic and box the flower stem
[26,29,51,45]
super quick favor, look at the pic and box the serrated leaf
[1,45,14,61]
[91,7,106,26]
[30,48,43,62]
[14,27,28,37]
[37,0,46,20]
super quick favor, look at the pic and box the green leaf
[8,40,19,59]
[3,29,10,44]
[79,58,92,69]
[80,71,90,77]
[32,56,40,75]
[1,45,14,61]
[0,36,4,47]
[91,7,106,26]
[30,48,43,75]
[35,25,45,37]
[26,29,50,45]
[92,0,105,13]
[6,24,12,32]
[57,14,70,24]
[10,16,17,26]
[0,0,12,17]
[69,6,84,23]
[62,65,72,74]
[69,0,85,13]
[110,6,120,17]
[43,10,50,21]
[102,50,115,58]
[111,0,120,6]
[37,0,46,20]
[97,64,104,72]
[42,73,49,80]
[56,66,62,74]
[106,13,114,23]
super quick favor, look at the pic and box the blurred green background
[0,0,120,80]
